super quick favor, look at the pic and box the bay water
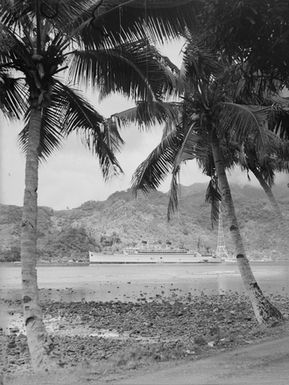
[1,262,289,302]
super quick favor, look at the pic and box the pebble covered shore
[2,291,289,381]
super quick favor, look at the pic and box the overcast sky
[0,40,284,210]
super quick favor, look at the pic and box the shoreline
[2,291,289,383]
[1,260,283,266]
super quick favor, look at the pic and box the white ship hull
[89,252,221,264]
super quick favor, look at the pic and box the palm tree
[0,0,199,369]
[130,36,284,324]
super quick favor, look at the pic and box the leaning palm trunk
[211,132,283,324]
[21,108,52,369]
[250,166,282,216]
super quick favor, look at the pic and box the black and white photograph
[1,1,289,384]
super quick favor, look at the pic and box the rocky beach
[2,288,289,384]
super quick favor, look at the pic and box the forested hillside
[1,183,289,263]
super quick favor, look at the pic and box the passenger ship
[89,248,221,264]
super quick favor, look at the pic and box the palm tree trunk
[250,166,282,216]
[211,132,283,324]
[21,107,53,369]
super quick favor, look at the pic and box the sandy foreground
[1,288,289,384]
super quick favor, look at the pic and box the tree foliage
[201,0,289,90]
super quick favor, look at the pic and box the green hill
[0,183,288,263]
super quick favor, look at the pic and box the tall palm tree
[0,0,199,369]
[130,37,284,324]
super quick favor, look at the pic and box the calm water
[1,262,289,302]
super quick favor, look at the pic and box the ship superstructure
[89,248,221,264]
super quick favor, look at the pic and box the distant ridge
[1,183,289,263]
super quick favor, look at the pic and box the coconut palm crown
[1,0,191,170]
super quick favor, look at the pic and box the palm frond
[273,158,289,173]
[0,0,32,29]
[19,79,124,176]
[161,96,186,137]
[166,123,200,221]
[0,18,33,65]
[195,142,214,176]
[268,96,289,139]
[86,127,124,180]
[74,0,200,48]
[183,34,223,84]
[111,101,181,129]
[102,117,124,153]
[174,122,199,165]
[0,73,28,118]
[54,80,123,179]
[70,39,176,102]
[132,128,183,193]
[17,82,68,160]
[219,102,271,154]
[18,106,64,161]
[44,0,95,28]
[53,81,104,135]
[1,0,94,32]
